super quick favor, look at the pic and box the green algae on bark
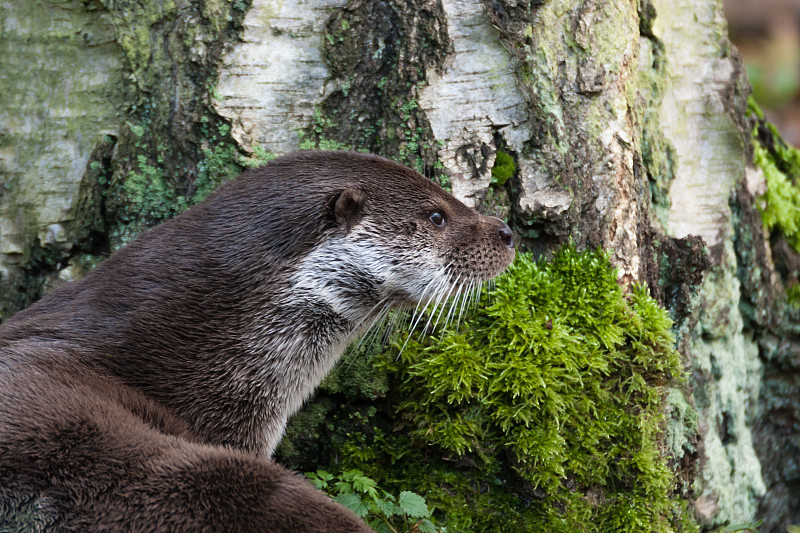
[0,0,258,316]
[750,100,800,255]
[0,0,127,319]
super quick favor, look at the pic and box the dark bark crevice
[307,0,450,180]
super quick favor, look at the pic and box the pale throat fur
[245,222,447,457]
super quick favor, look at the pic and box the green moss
[787,283,800,308]
[275,340,391,467]
[100,0,177,91]
[491,150,516,186]
[299,107,353,151]
[90,0,252,250]
[241,145,277,168]
[109,147,187,248]
[107,116,252,248]
[389,246,688,530]
[300,136,352,152]
[280,244,697,532]
[750,99,800,254]
[753,143,800,250]
[192,123,272,204]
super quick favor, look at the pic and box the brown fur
[0,151,514,530]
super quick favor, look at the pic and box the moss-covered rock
[277,244,697,532]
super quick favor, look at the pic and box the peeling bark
[214,0,350,154]
[419,0,529,206]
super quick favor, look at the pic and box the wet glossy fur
[0,152,514,531]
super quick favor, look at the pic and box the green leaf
[351,474,379,498]
[372,521,395,533]
[334,493,369,518]
[397,491,429,518]
[334,480,353,494]
[418,518,438,533]
[304,470,332,490]
[377,498,399,517]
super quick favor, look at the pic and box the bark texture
[0,0,125,316]
[1,0,799,530]
[743,118,800,532]
[652,0,767,525]
[0,0,249,317]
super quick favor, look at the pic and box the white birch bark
[213,0,348,155]
[654,0,766,524]
[0,0,124,290]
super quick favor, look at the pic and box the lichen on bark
[482,0,647,280]
[307,0,450,179]
[97,0,253,247]
[649,0,771,526]
[0,0,126,318]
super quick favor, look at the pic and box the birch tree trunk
[1,0,797,530]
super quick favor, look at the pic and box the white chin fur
[290,233,448,322]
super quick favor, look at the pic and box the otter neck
[242,240,392,456]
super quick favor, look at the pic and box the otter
[0,151,515,531]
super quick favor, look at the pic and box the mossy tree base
[277,245,698,532]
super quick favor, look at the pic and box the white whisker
[419,278,451,337]
[430,274,460,334]
[352,297,391,342]
[356,298,392,348]
[442,279,465,332]
[348,301,394,367]
[405,279,441,338]
[455,278,474,330]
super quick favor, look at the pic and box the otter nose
[498,224,514,249]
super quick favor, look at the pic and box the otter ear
[333,189,365,234]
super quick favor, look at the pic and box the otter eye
[429,211,446,227]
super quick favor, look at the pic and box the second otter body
[0,151,515,530]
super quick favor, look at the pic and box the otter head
[297,153,516,330]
